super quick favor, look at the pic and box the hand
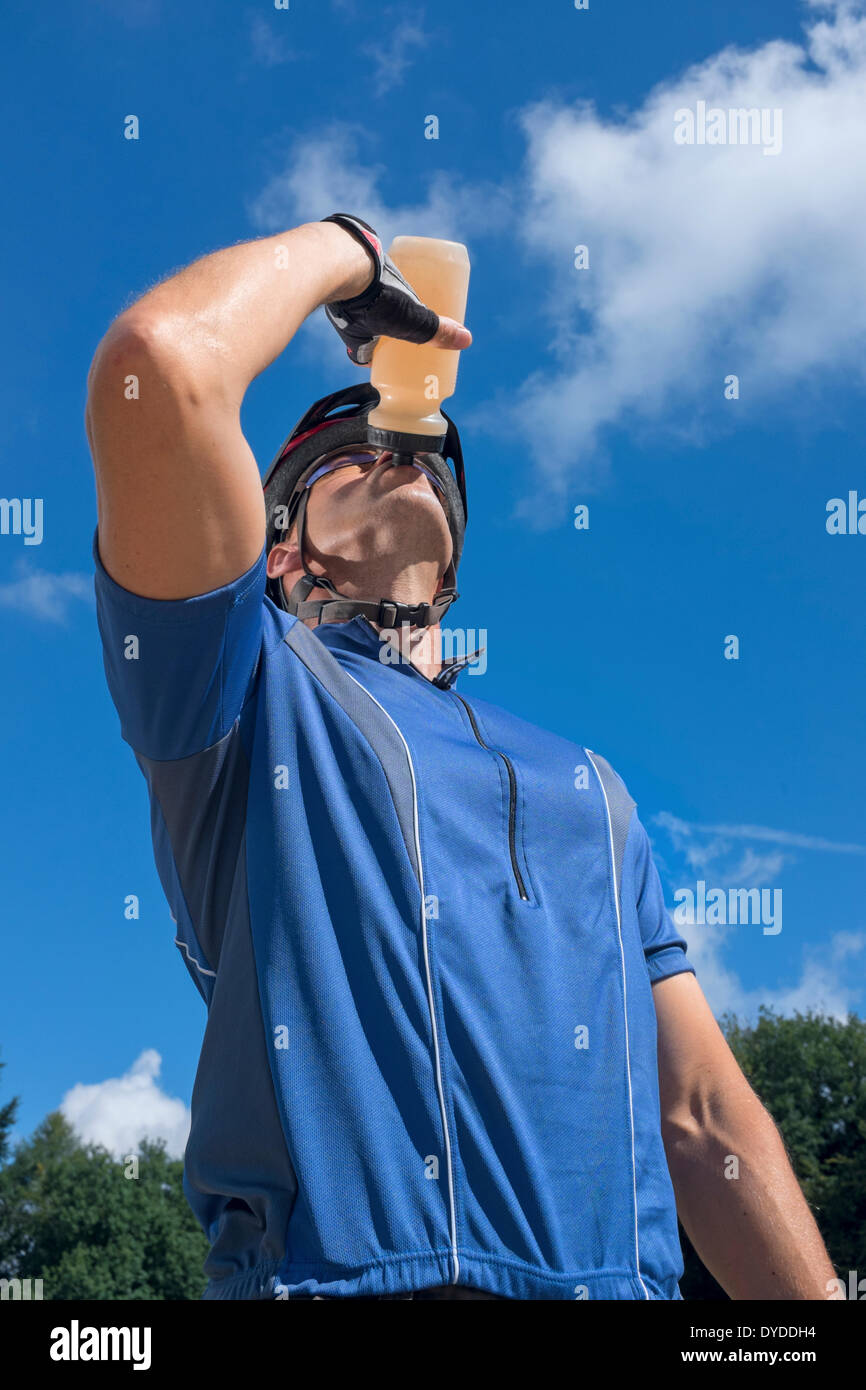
[321,213,472,365]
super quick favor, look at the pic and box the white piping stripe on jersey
[174,937,217,978]
[585,751,650,1301]
[343,669,460,1285]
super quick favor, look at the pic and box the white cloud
[652,807,866,1018]
[679,918,865,1022]
[249,12,299,68]
[0,564,92,624]
[653,813,792,885]
[248,122,511,369]
[724,847,789,888]
[60,1049,190,1160]
[655,811,865,863]
[362,17,429,96]
[652,808,865,899]
[493,0,866,500]
[248,122,512,244]
[248,3,866,498]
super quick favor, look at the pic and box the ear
[266,539,301,580]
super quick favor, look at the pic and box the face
[266,446,454,617]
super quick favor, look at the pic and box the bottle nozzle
[366,424,447,456]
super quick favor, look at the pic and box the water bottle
[366,236,470,460]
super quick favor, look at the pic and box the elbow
[87,310,213,421]
[661,1105,705,1160]
[87,311,160,414]
[89,310,157,387]
[661,1075,772,1162]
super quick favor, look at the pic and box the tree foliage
[0,1105,208,1300]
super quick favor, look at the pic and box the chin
[352,489,452,564]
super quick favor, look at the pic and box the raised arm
[85,220,468,600]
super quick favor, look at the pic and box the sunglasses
[304,448,446,496]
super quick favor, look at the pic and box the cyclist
[86,213,837,1300]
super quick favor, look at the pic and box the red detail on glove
[360,229,382,258]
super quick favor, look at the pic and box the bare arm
[85,221,468,599]
[653,970,840,1299]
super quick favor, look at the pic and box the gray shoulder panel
[283,623,420,884]
[586,749,636,910]
[136,721,250,976]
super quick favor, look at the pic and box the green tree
[0,1054,20,1165]
[0,1109,208,1300]
[679,1008,866,1299]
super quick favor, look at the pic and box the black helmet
[262,382,467,628]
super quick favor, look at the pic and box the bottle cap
[366,423,448,455]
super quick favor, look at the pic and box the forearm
[85,220,371,597]
[664,1088,838,1299]
[100,220,373,401]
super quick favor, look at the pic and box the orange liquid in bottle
[367,236,470,448]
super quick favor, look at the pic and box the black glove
[321,213,439,366]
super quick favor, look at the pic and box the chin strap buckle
[375,590,460,628]
[376,600,401,627]
[376,599,447,627]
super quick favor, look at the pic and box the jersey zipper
[452,693,529,902]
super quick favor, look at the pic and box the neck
[320,552,443,609]
[299,554,448,678]
[303,607,445,681]
[369,619,444,681]
[297,592,448,681]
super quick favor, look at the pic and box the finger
[431,315,473,350]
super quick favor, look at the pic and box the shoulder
[262,592,297,653]
[585,748,635,807]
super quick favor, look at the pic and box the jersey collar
[312,616,484,690]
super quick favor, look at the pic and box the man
[86,213,838,1301]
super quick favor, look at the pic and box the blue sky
[1,0,864,1153]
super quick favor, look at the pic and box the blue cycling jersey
[93,531,696,1301]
